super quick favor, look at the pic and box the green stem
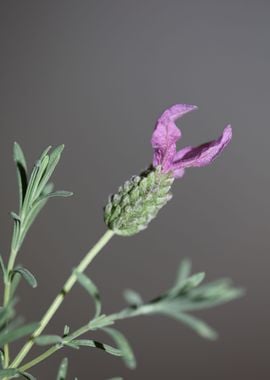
[19,324,90,372]
[3,248,18,368]
[11,230,114,369]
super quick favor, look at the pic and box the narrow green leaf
[76,271,101,318]
[0,301,16,329]
[35,335,62,346]
[103,327,136,369]
[30,154,50,201]
[17,197,49,248]
[35,145,65,197]
[11,218,20,251]
[21,163,40,216]
[14,142,27,171]
[64,341,80,350]
[175,259,192,284]
[34,190,73,205]
[12,267,37,288]
[71,339,122,357]
[63,325,70,337]
[42,182,54,195]
[0,349,4,369]
[170,272,205,297]
[11,212,21,222]
[88,314,115,330]
[0,368,18,377]
[14,142,28,209]
[0,255,7,284]
[123,289,143,307]
[0,322,39,347]
[161,310,218,340]
[57,357,68,380]
[39,146,52,161]
[20,371,37,380]
[10,273,21,299]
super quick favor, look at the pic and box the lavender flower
[152,104,232,178]
[104,104,232,236]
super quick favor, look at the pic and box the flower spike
[104,104,232,236]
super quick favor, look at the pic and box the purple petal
[173,168,186,178]
[151,104,198,170]
[172,125,232,170]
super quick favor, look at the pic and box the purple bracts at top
[151,104,232,178]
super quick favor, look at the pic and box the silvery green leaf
[0,255,7,284]
[35,145,65,198]
[42,182,54,195]
[20,371,37,380]
[19,197,48,245]
[11,218,21,251]
[171,272,205,296]
[63,325,70,337]
[175,259,192,284]
[39,145,52,161]
[35,335,63,346]
[0,349,4,369]
[123,289,143,307]
[30,155,50,202]
[0,368,18,377]
[88,314,115,330]
[64,341,80,350]
[10,212,21,222]
[12,267,37,288]
[34,190,73,205]
[0,322,39,347]
[10,273,21,298]
[188,288,244,311]
[0,301,16,329]
[21,163,40,216]
[161,310,218,340]
[71,339,122,357]
[13,142,28,209]
[76,271,101,318]
[103,327,136,369]
[56,357,68,380]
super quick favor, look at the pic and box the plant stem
[10,230,114,369]
[19,324,90,372]
[3,248,18,368]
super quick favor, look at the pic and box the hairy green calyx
[104,166,174,236]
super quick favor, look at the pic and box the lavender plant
[0,105,243,379]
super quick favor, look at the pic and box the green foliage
[0,254,8,284]
[0,142,243,380]
[0,322,39,347]
[104,166,174,236]
[56,357,68,380]
[103,327,136,369]
[11,267,37,288]
[11,143,73,252]
[35,332,122,357]
[0,368,36,379]
[31,259,242,377]
[123,289,143,307]
[113,259,244,340]
[75,271,101,318]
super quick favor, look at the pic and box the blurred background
[0,1,269,379]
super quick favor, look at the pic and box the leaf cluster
[32,260,243,379]
[11,143,72,253]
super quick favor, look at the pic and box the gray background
[0,1,269,379]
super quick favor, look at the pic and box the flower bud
[104,166,174,236]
